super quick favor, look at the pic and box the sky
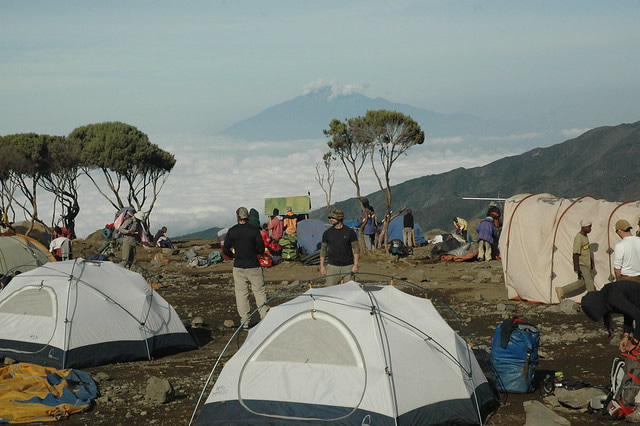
[1,1,639,237]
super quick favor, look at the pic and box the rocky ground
[29,237,627,425]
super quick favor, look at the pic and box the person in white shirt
[613,219,640,283]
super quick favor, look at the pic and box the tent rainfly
[195,281,497,425]
[0,233,56,276]
[499,193,640,304]
[0,259,196,368]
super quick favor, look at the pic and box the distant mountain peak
[301,80,369,101]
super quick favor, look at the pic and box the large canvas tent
[196,281,497,425]
[0,259,196,368]
[499,193,640,304]
[0,233,56,276]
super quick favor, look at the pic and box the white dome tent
[193,281,497,425]
[0,259,196,368]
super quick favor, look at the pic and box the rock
[558,299,579,315]
[460,275,474,282]
[3,357,16,365]
[145,376,175,404]
[555,387,607,409]
[476,271,492,281]
[543,395,561,407]
[280,281,289,286]
[411,269,429,283]
[223,319,235,328]
[523,400,571,425]
[191,245,203,251]
[560,332,579,342]
[93,372,111,383]
[191,317,204,328]
[490,273,503,283]
[162,248,179,255]
[474,293,484,301]
[496,303,506,312]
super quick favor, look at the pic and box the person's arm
[351,240,360,273]
[255,230,265,254]
[319,242,328,275]
[222,230,234,259]
[572,253,582,278]
[615,268,623,281]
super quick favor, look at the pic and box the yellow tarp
[0,363,97,423]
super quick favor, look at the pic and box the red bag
[258,254,273,268]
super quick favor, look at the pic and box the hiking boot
[555,287,564,301]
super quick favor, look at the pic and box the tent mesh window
[0,286,56,317]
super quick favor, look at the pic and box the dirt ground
[46,237,620,425]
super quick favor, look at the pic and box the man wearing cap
[223,207,268,329]
[613,219,640,283]
[118,210,146,269]
[320,209,360,286]
[556,220,595,300]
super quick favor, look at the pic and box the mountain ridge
[309,120,640,232]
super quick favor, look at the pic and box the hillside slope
[311,121,640,231]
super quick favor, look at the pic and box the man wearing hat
[223,207,268,329]
[320,209,360,286]
[118,210,146,270]
[556,219,595,300]
[613,219,640,283]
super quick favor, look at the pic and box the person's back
[224,222,263,268]
[476,218,496,243]
[283,208,297,236]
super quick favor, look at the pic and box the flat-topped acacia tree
[70,122,176,227]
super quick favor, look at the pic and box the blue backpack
[490,317,539,393]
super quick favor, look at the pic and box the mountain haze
[310,121,640,232]
[218,86,485,141]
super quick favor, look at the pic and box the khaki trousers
[403,228,416,247]
[233,267,268,324]
[558,265,595,298]
[478,240,492,261]
[326,264,353,286]
[120,238,137,268]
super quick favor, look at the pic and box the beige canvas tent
[499,194,640,304]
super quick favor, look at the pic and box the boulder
[555,387,607,409]
[144,376,175,404]
[523,400,570,426]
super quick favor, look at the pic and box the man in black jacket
[223,207,268,329]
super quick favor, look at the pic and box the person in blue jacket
[476,216,497,261]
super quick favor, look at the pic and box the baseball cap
[236,207,249,219]
[328,209,344,220]
[615,219,632,232]
[134,211,146,221]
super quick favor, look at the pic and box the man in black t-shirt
[320,209,360,286]
[223,207,268,329]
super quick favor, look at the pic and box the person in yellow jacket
[453,217,468,241]
[283,206,297,236]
